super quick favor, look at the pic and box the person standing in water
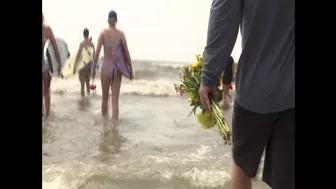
[74,28,95,97]
[42,13,62,118]
[222,56,234,100]
[199,0,294,188]
[93,10,134,127]
[221,56,235,110]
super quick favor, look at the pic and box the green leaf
[190,100,197,106]
[188,106,197,117]
[193,105,199,115]
[192,75,200,84]
[183,80,196,88]
[184,67,192,76]
[184,88,196,93]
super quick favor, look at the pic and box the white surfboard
[61,46,94,79]
[43,38,69,76]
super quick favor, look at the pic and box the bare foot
[44,112,50,118]
[104,115,109,134]
[220,100,231,110]
[42,113,49,121]
[104,127,109,135]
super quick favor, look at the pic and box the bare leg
[80,82,85,97]
[79,71,85,97]
[101,72,111,119]
[231,163,252,189]
[85,72,91,95]
[48,74,52,102]
[111,69,122,121]
[42,76,44,116]
[43,73,51,117]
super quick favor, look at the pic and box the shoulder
[117,29,126,38]
[79,41,85,48]
[87,41,95,47]
[117,29,125,35]
[44,25,52,33]
[99,29,107,37]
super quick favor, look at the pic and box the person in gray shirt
[199,0,294,188]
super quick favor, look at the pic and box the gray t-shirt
[201,0,295,114]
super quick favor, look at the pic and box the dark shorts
[232,101,294,189]
[79,62,92,82]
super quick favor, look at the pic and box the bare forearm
[50,34,61,64]
[92,49,96,62]
[74,54,81,68]
[55,51,62,65]
[52,43,61,65]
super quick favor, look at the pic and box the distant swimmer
[42,13,61,118]
[93,10,134,128]
[74,28,95,97]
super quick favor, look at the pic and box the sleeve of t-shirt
[201,0,242,86]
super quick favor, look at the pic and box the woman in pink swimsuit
[42,13,61,118]
[93,10,134,123]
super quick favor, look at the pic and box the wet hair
[108,10,118,26]
[83,28,89,38]
[108,10,118,21]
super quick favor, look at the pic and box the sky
[43,0,242,62]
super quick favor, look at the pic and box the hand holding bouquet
[173,54,232,144]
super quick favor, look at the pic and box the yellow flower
[187,91,194,98]
[195,54,204,66]
[197,111,216,129]
[195,54,201,61]
[199,56,204,65]
[179,72,184,79]
[173,82,180,92]
[192,61,199,68]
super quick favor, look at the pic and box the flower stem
[210,98,232,145]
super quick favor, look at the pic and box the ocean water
[42,60,269,189]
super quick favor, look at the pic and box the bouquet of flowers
[173,54,232,145]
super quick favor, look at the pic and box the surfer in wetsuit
[93,10,134,127]
[42,13,62,118]
[74,28,95,97]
